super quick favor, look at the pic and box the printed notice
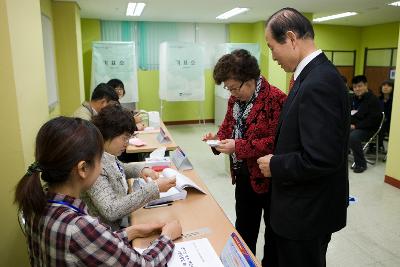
[168,238,223,267]
[220,233,257,267]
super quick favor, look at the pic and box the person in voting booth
[82,104,176,230]
[73,83,119,120]
[202,49,286,263]
[107,78,126,99]
[14,117,182,266]
[258,8,350,266]
[350,75,382,173]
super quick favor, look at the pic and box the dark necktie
[288,75,295,93]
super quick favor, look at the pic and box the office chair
[351,112,385,168]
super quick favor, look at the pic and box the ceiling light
[313,12,358,22]
[216,8,249,20]
[388,1,400,6]
[126,2,146,16]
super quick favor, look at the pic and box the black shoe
[353,165,367,173]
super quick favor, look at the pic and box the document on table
[135,238,223,267]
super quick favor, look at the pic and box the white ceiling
[63,0,400,26]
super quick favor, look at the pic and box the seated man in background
[73,83,119,120]
[349,75,382,173]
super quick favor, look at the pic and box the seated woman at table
[82,104,176,230]
[14,116,181,266]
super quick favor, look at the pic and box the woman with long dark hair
[15,117,181,266]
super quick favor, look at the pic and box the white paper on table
[173,238,225,267]
[134,238,223,266]
[150,147,166,159]
[351,110,358,115]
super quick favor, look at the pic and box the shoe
[353,165,367,173]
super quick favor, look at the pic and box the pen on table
[144,203,173,209]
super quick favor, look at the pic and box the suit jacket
[216,76,286,193]
[81,152,159,230]
[270,53,350,240]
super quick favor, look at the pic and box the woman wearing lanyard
[82,103,176,230]
[202,49,286,264]
[14,117,181,266]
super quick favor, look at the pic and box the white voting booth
[214,43,260,126]
[159,42,206,121]
[91,41,139,106]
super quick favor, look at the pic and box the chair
[351,112,385,168]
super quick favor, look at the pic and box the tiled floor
[168,123,400,267]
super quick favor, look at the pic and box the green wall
[53,1,85,116]
[81,19,101,100]
[385,24,400,183]
[1,0,49,265]
[358,22,400,74]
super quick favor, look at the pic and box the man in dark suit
[257,8,350,267]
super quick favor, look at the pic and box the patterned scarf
[231,76,262,170]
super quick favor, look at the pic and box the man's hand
[257,154,274,177]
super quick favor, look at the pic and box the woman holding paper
[203,49,286,263]
[14,117,181,266]
[82,104,176,230]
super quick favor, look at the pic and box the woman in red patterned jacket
[203,49,286,264]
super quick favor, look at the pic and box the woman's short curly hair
[213,49,260,85]
[91,103,135,141]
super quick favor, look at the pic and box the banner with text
[159,42,205,101]
[91,41,139,103]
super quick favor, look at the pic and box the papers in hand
[146,168,206,206]
[206,140,220,147]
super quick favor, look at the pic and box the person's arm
[69,216,174,266]
[123,161,145,179]
[235,91,286,159]
[354,96,382,129]
[212,97,235,156]
[217,96,235,141]
[86,172,159,222]
[270,76,349,182]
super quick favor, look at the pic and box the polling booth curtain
[100,21,227,70]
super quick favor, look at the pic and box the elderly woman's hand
[202,132,218,141]
[141,167,159,180]
[216,139,235,154]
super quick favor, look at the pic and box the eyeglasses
[223,81,245,92]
